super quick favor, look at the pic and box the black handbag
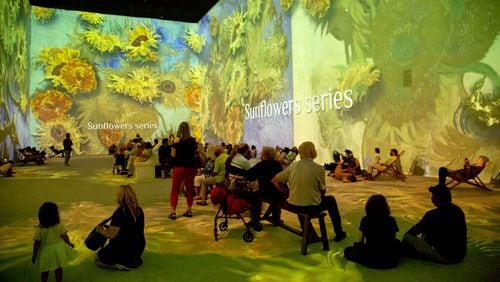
[85,216,112,251]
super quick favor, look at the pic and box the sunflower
[188,116,203,142]
[225,105,243,144]
[98,128,124,148]
[300,0,330,19]
[227,11,247,55]
[159,73,185,108]
[188,64,207,87]
[79,12,104,26]
[82,29,122,53]
[184,85,202,113]
[37,48,80,75]
[184,29,205,54]
[280,0,295,11]
[224,57,248,105]
[123,24,160,62]
[210,15,219,37]
[107,67,160,103]
[46,58,97,95]
[32,6,55,23]
[34,117,85,154]
[30,89,72,123]
[247,0,263,24]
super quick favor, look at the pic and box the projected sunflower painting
[286,0,499,177]
[29,1,293,155]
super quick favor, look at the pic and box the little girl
[344,194,401,269]
[32,202,76,282]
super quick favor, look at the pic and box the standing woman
[169,121,198,220]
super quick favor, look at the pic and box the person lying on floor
[0,159,15,177]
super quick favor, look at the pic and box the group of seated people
[192,141,472,269]
[112,137,154,177]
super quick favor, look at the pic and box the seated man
[245,146,286,225]
[402,184,466,264]
[365,148,400,180]
[438,155,489,183]
[272,141,347,241]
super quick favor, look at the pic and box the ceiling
[29,0,219,23]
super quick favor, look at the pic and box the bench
[261,200,329,255]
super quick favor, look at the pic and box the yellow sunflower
[34,117,85,154]
[107,67,160,103]
[37,47,80,76]
[30,89,72,123]
[280,0,295,11]
[32,6,55,23]
[227,11,247,55]
[98,128,124,148]
[79,12,104,26]
[188,116,203,142]
[82,29,122,53]
[184,29,205,54]
[159,73,185,108]
[123,24,160,62]
[300,0,330,19]
[47,58,97,95]
[210,15,219,37]
[247,0,263,24]
[225,105,243,144]
[184,85,202,113]
[188,64,207,87]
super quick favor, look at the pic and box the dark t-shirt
[172,137,197,168]
[360,215,399,250]
[109,206,146,261]
[416,203,467,261]
[245,160,284,201]
[63,138,73,151]
[158,144,171,163]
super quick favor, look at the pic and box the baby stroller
[211,175,261,242]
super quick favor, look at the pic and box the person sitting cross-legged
[271,141,347,242]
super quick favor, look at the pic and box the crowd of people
[22,120,486,279]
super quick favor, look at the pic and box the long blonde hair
[177,121,191,141]
[117,184,141,222]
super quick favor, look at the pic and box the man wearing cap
[402,184,467,263]
[272,141,347,242]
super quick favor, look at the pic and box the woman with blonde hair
[169,121,198,219]
[96,184,145,270]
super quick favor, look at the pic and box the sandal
[168,213,176,220]
[182,211,192,218]
[196,201,207,206]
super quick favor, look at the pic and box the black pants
[288,196,344,235]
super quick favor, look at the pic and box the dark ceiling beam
[28,0,218,23]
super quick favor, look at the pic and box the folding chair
[372,150,406,181]
[446,162,492,191]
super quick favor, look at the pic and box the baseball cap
[428,184,451,203]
